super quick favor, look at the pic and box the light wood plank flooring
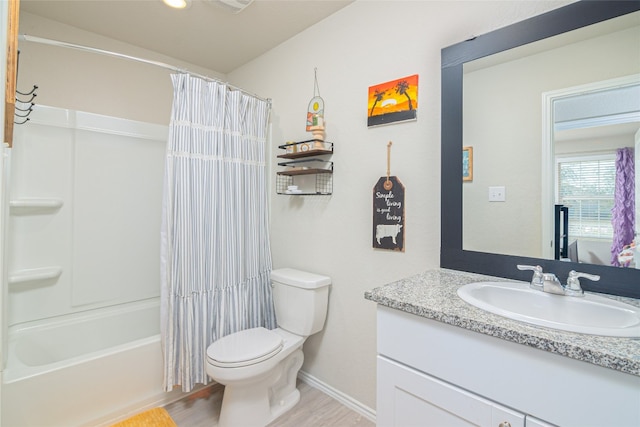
[164,380,374,427]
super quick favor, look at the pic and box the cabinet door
[378,356,525,427]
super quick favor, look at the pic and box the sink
[457,281,640,337]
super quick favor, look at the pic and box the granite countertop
[365,268,640,377]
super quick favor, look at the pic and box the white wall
[17,12,224,125]
[555,133,635,155]
[228,0,574,411]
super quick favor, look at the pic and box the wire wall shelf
[276,140,333,195]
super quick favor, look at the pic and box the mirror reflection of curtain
[611,147,635,266]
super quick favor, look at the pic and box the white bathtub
[1,299,184,427]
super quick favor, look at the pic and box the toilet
[206,268,331,427]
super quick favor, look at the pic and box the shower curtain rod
[18,34,272,105]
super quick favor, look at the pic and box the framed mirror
[441,1,640,299]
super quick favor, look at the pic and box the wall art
[373,142,405,251]
[367,74,418,127]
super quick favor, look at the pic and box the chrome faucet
[517,265,544,290]
[517,265,600,297]
[541,273,565,295]
[565,270,600,296]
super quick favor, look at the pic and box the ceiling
[19,0,354,74]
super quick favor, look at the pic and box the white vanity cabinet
[378,357,530,426]
[376,305,640,427]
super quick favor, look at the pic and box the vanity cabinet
[376,305,640,427]
[379,357,557,427]
[378,357,530,426]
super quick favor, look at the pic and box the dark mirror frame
[441,0,640,299]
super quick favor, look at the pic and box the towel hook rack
[13,51,38,126]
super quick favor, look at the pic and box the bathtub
[1,298,184,427]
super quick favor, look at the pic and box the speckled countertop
[365,268,640,377]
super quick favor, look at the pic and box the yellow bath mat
[110,407,177,427]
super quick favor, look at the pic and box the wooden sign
[373,176,405,251]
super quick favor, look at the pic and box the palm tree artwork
[370,89,386,117]
[395,80,413,111]
[367,74,418,127]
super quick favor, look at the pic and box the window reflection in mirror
[461,11,640,269]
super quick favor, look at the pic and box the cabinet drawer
[378,356,525,427]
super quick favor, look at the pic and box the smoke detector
[207,0,255,13]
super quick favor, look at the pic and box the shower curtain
[611,147,635,267]
[161,74,276,391]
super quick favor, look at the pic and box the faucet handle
[517,265,544,288]
[517,264,543,273]
[565,270,600,295]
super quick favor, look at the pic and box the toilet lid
[207,327,283,368]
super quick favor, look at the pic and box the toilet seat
[207,327,283,368]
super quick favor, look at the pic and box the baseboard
[297,370,376,423]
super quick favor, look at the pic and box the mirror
[462,11,640,265]
[441,1,640,299]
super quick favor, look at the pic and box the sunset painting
[367,74,418,127]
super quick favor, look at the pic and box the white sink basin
[457,281,640,337]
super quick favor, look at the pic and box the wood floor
[164,380,375,427]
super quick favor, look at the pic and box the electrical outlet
[489,186,506,202]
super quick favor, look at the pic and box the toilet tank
[271,268,331,336]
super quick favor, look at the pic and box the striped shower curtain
[161,74,276,392]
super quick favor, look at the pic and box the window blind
[557,156,615,240]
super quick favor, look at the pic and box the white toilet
[206,268,331,427]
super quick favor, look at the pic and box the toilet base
[268,387,301,423]
[217,349,304,427]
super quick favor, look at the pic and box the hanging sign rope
[373,141,405,252]
[385,141,393,190]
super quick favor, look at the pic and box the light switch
[489,186,506,202]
